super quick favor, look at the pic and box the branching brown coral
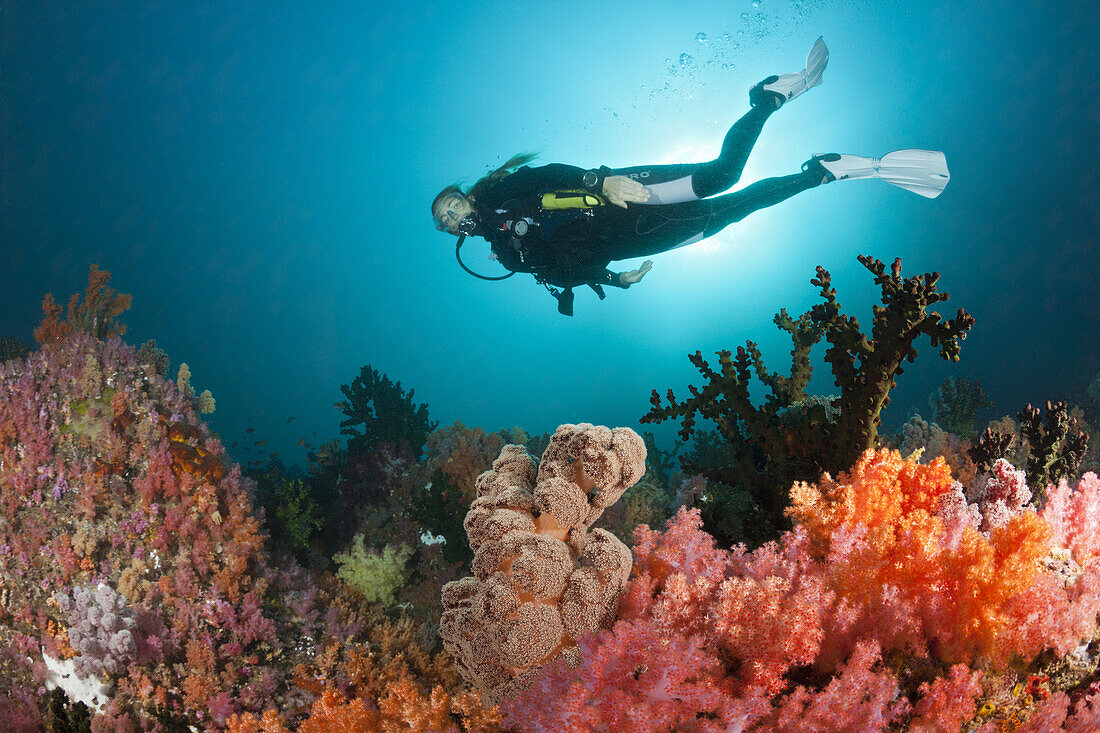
[642,256,974,546]
[971,401,1091,501]
[33,263,132,344]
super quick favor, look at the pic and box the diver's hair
[468,151,540,202]
[431,151,540,218]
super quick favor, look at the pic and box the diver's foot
[749,76,784,110]
[752,36,829,109]
[802,153,840,184]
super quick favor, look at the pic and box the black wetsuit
[471,103,824,315]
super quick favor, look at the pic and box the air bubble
[695,32,708,43]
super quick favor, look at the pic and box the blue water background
[2,1,1097,468]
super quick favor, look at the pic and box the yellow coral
[334,536,414,607]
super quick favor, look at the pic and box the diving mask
[433,192,477,235]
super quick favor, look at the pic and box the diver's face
[434,193,474,235]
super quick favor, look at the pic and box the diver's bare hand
[619,260,654,286]
[602,175,651,208]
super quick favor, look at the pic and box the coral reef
[285,420,524,632]
[0,333,316,727]
[0,333,490,729]
[642,255,975,547]
[439,424,646,705]
[497,449,1100,730]
[227,572,502,732]
[8,259,1099,731]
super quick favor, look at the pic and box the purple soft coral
[57,582,136,678]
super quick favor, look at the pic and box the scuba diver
[432,38,950,316]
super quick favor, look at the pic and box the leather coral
[439,423,646,705]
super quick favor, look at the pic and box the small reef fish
[254,440,267,447]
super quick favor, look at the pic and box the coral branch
[643,256,974,547]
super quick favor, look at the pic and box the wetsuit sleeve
[482,164,607,206]
[549,265,627,290]
[598,269,629,288]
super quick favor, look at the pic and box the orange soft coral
[790,448,958,551]
[298,691,382,733]
[789,448,1053,667]
[226,708,293,733]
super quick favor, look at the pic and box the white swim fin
[754,36,829,108]
[813,150,951,199]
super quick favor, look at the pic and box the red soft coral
[712,527,829,695]
[908,664,983,733]
[501,618,756,732]
[769,640,909,732]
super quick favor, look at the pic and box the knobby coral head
[439,423,647,705]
